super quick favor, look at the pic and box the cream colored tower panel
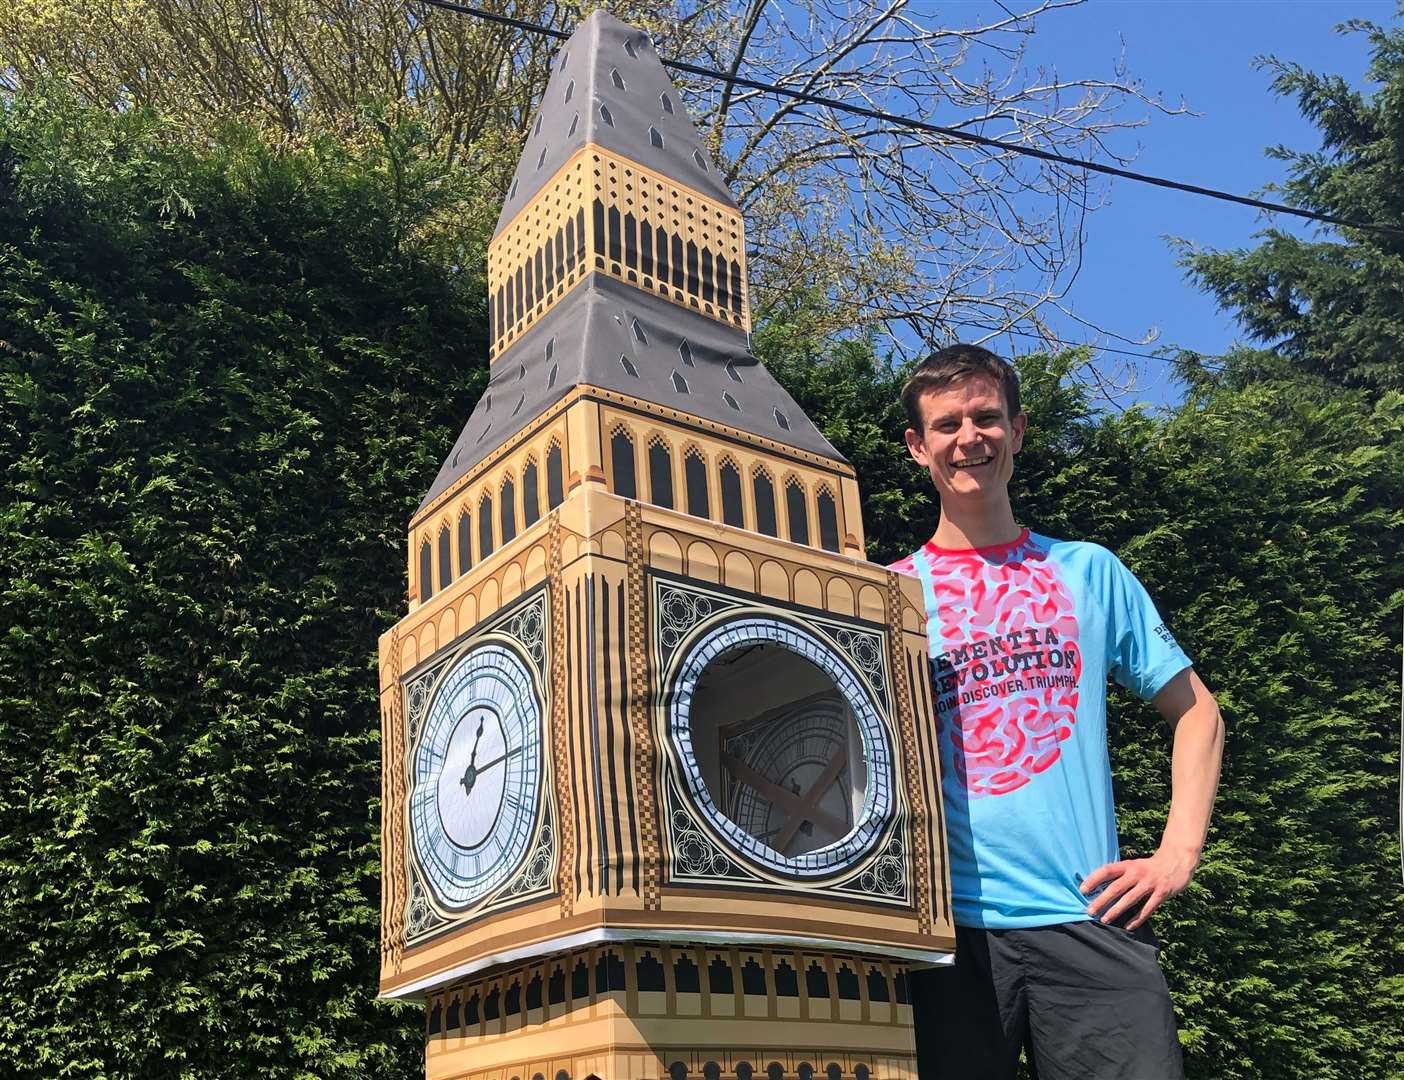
[380,485,952,1001]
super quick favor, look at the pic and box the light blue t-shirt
[890,529,1191,928]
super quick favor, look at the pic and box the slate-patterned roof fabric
[420,275,844,510]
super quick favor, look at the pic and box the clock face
[409,641,543,911]
[667,615,895,879]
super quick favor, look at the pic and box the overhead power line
[962,325,1227,371]
[420,0,1400,238]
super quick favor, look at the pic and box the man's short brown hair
[900,344,1021,433]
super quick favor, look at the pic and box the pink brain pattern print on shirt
[898,535,1082,798]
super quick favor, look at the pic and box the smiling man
[889,345,1225,1080]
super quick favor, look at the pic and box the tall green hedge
[1,89,1401,1080]
[0,94,486,1077]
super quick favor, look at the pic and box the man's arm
[1080,667,1225,930]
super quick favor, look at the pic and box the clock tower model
[376,12,956,1080]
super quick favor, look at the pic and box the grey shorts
[909,920,1184,1080]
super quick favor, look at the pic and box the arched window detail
[684,449,709,519]
[719,459,744,528]
[547,441,565,509]
[419,537,434,603]
[816,487,840,552]
[437,524,452,592]
[522,459,541,528]
[610,428,637,500]
[479,495,495,559]
[500,477,517,544]
[753,469,777,537]
[648,437,673,509]
[457,510,473,576]
[786,478,810,546]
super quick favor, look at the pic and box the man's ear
[1010,412,1028,454]
[904,426,928,467]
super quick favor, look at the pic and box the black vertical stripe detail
[716,255,730,311]
[565,217,576,272]
[685,240,699,295]
[585,577,609,895]
[730,261,743,313]
[534,247,544,305]
[515,266,525,323]
[671,234,684,288]
[592,199,605,264]
[623,212,638,270]
[555,225,566,279]
[524,257,535,313]
[576,208,586,263]
[655,226,670,285]
[565,587,583,898]
[701,248,714,302]
[505,277,515,329]
[616,580,640,894]
[640,220,654,278]
[607,206,622,264]
[572,578,589,898]
[601,583,625,894]
[544,237,554,294]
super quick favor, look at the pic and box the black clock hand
[468,714,486,766]
[468,744,523,778]
[460,743,522,797]
[459,713,489,795]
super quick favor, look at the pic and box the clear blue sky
[948,0,1387,406]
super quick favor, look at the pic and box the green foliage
[1081,376,1403,1080]
[1166,18,1404,1073]
[0,90,488,1077]
[1132,376,1404,1080]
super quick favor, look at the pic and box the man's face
[904,374,1027,507]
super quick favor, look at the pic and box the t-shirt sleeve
[1101,550,1192,700]
[887,553,918,576]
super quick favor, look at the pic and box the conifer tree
[1184,17,1404,396]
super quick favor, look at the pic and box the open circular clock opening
[689,642,869,858]
[667,614,894,878]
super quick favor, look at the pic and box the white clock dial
[409,641,543,910]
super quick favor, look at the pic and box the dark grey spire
[421,12,845,514]
[493,9,736,237]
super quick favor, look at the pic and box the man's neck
[931,499,1022,551]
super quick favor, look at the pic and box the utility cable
[419,0,1400,238]
[962,325,1228,371]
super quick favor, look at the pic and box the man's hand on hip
[1080,846,1199,930]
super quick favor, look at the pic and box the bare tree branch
[0,0,1187,355]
